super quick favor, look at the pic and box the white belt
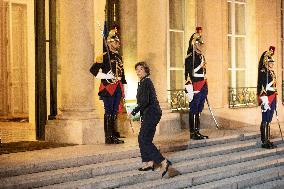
[193,73,205,77]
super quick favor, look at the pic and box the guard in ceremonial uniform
[90,29,127,144]
[184,27,209,140]
[257,46,277,149]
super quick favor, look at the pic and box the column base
[156,109,181,135]
[45,118,104,144]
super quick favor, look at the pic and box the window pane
[228,70,245,88]
[235,37,245,68]
[235,3,245,35]
[228,2,232,34]
[169,0,184,30]
[170,31,183,68]
[236,70,245,87]
[170,70,183,90]
[229,70,233,88]
[228,36,232,68]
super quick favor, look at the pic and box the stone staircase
[0,133,283,189]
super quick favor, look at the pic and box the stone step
[190,166,284,189]
[28,141,284,189]
[119,155,284,189]
[245,177,284,189]
[0,133,259,178]
[173,145,284,175]
[0,138,268,189]
[1,134,282,189]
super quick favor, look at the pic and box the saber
[275,109,283,141]
[206,97,220,129]
[129,118,135,134]
[125,104,135,134]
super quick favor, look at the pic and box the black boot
[111,114,124,144]
[112,114,124,138]
[261,122,276,149]
[104,114,113,144]
[260,121,270,149]
[195,113,208,139]
[189,112,202,140]
[260,121,266,144]
[266,122,276,149]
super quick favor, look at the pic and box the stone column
[45,0,104,144]
[137,0,180,135]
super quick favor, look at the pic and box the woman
[129,61,172,178]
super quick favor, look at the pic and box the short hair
[135,61,151,76]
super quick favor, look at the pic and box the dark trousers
[189,85,208,114]
[261,98,276,123]
[102,86,122,115]
[138,112,164,164]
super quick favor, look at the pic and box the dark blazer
[185,51,206,84]
[90,51,127,97]
[131,77,162,117]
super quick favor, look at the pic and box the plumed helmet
[107,28,120,43]
[191,33,204,45]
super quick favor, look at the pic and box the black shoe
[261,142,273,149]
[112,136,124,144]
[105,137,113,144]
[162,160,172,178]
[196,132,209,139]
[113,131,126,138]
[190,132,203,140]
[261,143,269,149]
[267,141,277,148]
[138,165,154,171]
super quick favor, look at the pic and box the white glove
[260,96,270,112]
[185,84,194,102]
[95,71,115,80]
[123,84,128,97]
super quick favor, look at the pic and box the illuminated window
[227,0,247,88]
[168,0,185,90]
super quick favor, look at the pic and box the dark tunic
[185,51,206,84]
[257,51,277,123]
[90,51,127,97]
[257,51,275,97]
[257,69,277,97]
[131,77,161,117]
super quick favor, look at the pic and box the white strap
[266,81,275,92]
[194,65,202,73]
[193,55,205,77]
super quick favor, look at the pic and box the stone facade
[0,0,283,143]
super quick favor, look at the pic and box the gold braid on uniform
[191,33,202,45]
[95,52,107,63]
[185,75,192,85]
[270,70,277,93]
[263,51,273,68]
